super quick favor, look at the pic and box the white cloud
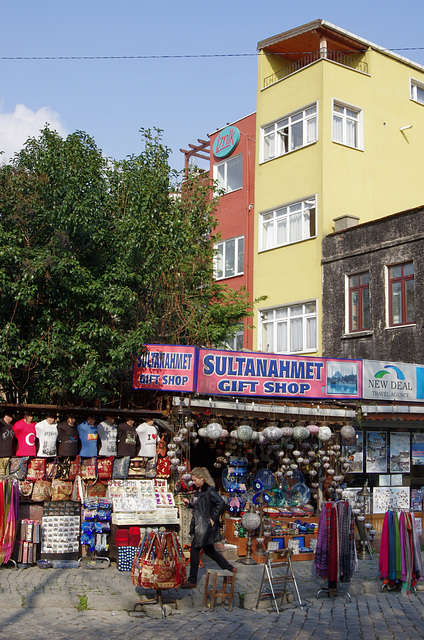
[0,104,68,163]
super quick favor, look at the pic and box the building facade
[182,113,256,350]
[253,19,424,357]
[322,206,424,363]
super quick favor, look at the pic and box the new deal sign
[363,360,424,402]
[213,125,240,158]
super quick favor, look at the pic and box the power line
[1,47,424,61]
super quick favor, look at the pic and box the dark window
[349,272,370,332]
[389,262,415,326]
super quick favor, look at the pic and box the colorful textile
[313,500,356,585]
[379,509,422,592]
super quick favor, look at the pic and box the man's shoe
[180,581,197,589]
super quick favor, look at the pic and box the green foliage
[0,127,254,405]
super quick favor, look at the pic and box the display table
[224,515,319,562]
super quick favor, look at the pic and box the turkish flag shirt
[136,423,157,458]
[13,418,37,456]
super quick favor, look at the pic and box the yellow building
[254,19,424,356]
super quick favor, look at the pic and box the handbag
[31,479,52,502]
[140,533,161,589]
[80,457,97,480]
[112,456,130,480]
[27,458,46,482]
[131,532,153,586]
[55,457,72,480]
[97,457,113,481]
[128,457,147,478]
[85,481,107,498]
[156,455,171,479]
[0,458,10,478]
[145,456,157,479]
[9,457,29,480]
[51,478,73,501]
[18,481,33,498]
[154,532,185,590]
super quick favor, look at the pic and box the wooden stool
[202,569,235,611]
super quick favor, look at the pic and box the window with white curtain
[410,78,424,105]
[259,197,316,251]
[214,236,244,279]
[261,103,317,162]
[332,100,363,149]
[260,302,317,354]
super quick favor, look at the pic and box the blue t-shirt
[77,421,99,457]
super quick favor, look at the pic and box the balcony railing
[263,51,368,88]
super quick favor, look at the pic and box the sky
[1,0,424,173]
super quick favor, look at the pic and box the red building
[181,113,256,350]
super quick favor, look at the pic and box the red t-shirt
[13,418,37,456]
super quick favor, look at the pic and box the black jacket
[188,484,226,548]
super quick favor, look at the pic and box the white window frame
[332,99,364,150]
[214,236,244,280]
[410,77,424,105]
[213,154,242,194]
[259,196,316,252]
[224,325,244,352]
[260,103,318,163]
[258,301,318,354]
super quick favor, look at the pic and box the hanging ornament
[237,425,253,441]
[198,427,208,437]
[340,425,356,442]
[293,426,310,441]
[206,423,223,439]
[280,426,294,438]
[318,426,332,442]
[306,423,320,435]
[262,426,282,441]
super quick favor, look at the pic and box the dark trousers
[188,544,233,583]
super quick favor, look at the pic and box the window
[410,78,424,104]
[214,236,244,279]
[260,302,317,354]
[261,103,317,162]
[348,272,370,332]
[224,325,244,352]
[214,155,242,193]
[259,197,316,251]
[388,262,415,326]
[332,100,363,149]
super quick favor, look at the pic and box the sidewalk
[0,551,385,614]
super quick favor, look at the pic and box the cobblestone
[1,553,424,638]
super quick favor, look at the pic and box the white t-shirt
[35,420,58,457]
[136,422,157,458]
[97,421,117,456]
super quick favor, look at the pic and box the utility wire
[1,47,424,61]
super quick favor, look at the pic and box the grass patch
[76,594,88,611]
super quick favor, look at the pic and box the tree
[0,127,253,406]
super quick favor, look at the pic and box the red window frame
[348,272,370,332]
[388,262,415,326]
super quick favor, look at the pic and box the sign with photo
[342,431,363,473]
[373,487,410,514]
[389,432,410,473]
[412,433,424,466]
[366,432,387,473]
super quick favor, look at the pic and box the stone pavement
[1,553,424,639]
